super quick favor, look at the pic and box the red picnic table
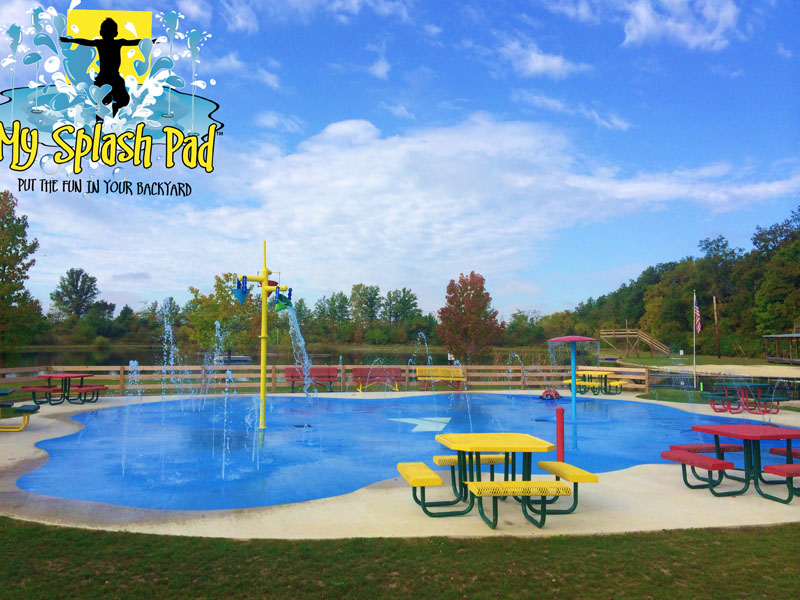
[21,373,106,405]
[690,423,800,503]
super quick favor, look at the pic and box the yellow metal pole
[237,241,287,430]
[259,241,268,429]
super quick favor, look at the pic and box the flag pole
[693,289,697,389]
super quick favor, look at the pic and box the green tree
[436,271,505,362]
[292,298,312,328]
[753,238,800,334]
[503,309,544,345]
[185,273,262,352]
[113,305,135,337]
[349,284,381,323]
[382,287,422,322]
[50,268,99,319]
[83,300,116,338]
[0,191,44,367]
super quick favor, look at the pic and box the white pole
[693,290,697,389]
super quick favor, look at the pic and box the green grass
[619,355,770,368]
[1,517,799,599]
[637,389,704,404]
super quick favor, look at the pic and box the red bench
[764,463,800,478]
[284,366,339,392]
[20,385,61,405]
[769,447,800,460]
[351,366,404,392]
[661,449,735,493]
[762,463,800,503]
[661,449,734,471]
[670,443,743,454]
[71,384,108,403]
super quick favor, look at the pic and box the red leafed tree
[436,271,505,363]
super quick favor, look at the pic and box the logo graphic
[0,5,223,175]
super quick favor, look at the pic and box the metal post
[235,241,288,430]
[693,290,697,389]
[556,407,565,462]
[570,342,577,421]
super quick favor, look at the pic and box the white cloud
[380,102,416,120]
[776,42,792,58]
[513,90,630,131]
[710,63,743,78]
[622,0,740,51]
[498,37,590,79]
[221,0,260,33]
[423,24,442,36]
[200,51,282,89]
[177,0,213,23]
[538,0,600,23]
[219,0,412,31]
[255,67,281,89]
[9,115,797,318]
[368,56,391,79]
[255,110,306,133]
[202,52,247,72]
[539,0,741,52]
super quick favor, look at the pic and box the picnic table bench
[660,449,735,494]
[284,366,339,392]
[70,384,108,403]
[562,379,601,395]
[351,366,403,392]
[1,401,40,432]
[20,385,62,405]
[416,366,465,391]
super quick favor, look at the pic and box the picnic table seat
[606,380,628,393]
[20,385,62,405]
[352,366,403,392]
[0,403,40,432]
[661,449,736,495]
[397,461,474,517]
[70,384,108,404]
[434,454,507,496]
[759,463,800,504]
[466,480,571,529]
[284,366,339,392]
[537,461,598,514]
[769,447,800,460]
[670,443,743,454]
[561,379,601,395]
[416,366,465,391]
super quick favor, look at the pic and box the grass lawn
[1,517,799,599]
[619,355,769,368]
[637,389,703,404]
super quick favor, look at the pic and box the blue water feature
[17,394,783,511]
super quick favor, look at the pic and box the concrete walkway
[1,390,799,539]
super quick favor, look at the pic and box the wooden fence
[0,364,649,398]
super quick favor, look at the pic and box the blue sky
[1,0,798,321]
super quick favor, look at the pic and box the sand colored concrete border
[1,383,799,539]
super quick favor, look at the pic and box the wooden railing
[0,363,650,398]
[599,329,671,357]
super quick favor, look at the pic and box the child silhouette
[60,18,151,117]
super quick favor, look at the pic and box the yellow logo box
[64,9,153,84]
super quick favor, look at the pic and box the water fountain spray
[231,241,290,430]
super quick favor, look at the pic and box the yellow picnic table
[435,433,555,498]
[575,370,616,394]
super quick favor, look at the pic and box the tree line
[2,188,796,366]
[535,205,799,356]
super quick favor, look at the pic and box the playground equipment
[231,241,290,430]
[547,335,600,421]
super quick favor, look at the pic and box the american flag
[694,294,702,334]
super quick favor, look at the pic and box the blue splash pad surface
[17,394,780,511]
